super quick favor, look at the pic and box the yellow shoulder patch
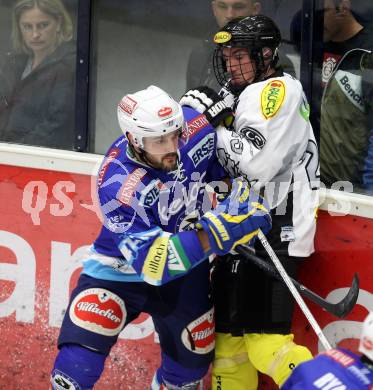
[260,80,286,119]
[214,31,232,44]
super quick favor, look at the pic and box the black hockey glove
[180,86,233,128]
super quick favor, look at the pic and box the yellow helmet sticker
[261,80,286,119]
[214,31,232,44]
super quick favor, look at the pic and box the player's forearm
[197,229,211,254]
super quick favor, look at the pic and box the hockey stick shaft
[256,229,332,350]
[235,245,358,318]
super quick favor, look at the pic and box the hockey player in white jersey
[181,14,319,390]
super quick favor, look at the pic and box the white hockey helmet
[117,85,187,154]
[359,312,373,361]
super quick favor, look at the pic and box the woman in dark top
[0,0,76,149]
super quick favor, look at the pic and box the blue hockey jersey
[82,106,227,285]
[282,348,373,390]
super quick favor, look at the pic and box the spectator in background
[313,0,373,191]
[0,0,76,149]
[186,0,295,91]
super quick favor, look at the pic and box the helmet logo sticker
[119,96,138,115]
[361,336,373,351]
[261,80,285,119]
[214,31,232,44]
[158,107,173,118]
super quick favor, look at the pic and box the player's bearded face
[223,47,256,86]
[144,151,178,172]
[142,131,180,171]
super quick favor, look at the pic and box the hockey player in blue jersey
[282,312,373,389]
[50,85,271,390]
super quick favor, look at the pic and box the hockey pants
[212,332,313,390]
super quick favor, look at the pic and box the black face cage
[212,46,229,91]
[213,45,272,96]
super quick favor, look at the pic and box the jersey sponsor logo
[261,80,285,119]
[167,235,191,276]
[106,214,131,233]
[240,126,266,150]
[181,308,215,354]
[280,226,295,242]
[139,179,165,208]
[183,114,210,140]
[97,148,120,187]
[142,235,169,285]
[336,70,365,112]
[313,372,346,389]
[114,136,126,148]
[51,369,80,390]
[69,288,126,336]
[214,31,232,44]
[187,133,215,167]
[118,95,137,115]
[118,167,147,206]
[158,106,173,118]
[322,349,354,367]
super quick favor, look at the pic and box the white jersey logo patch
[280,226,295,242]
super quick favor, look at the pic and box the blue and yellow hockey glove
[197,181,271,256]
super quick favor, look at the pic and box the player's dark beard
[144,152,178,172]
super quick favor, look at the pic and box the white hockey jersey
[216,73,319,257]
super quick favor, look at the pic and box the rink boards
[0,144,372,389]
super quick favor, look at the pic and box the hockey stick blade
[236,245,359,318]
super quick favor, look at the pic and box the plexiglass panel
[90,0,303,154]
[315,0,373,194]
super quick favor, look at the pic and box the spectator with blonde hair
[0,0,76,149]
